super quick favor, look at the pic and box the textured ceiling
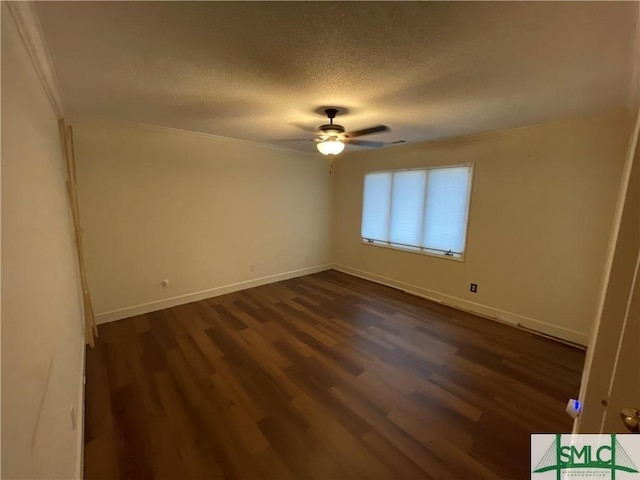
[36,1,638,154]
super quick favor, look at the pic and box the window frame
[360,163,474,262]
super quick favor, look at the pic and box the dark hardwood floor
[84,270,585,480]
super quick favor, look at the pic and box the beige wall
[72,119,332,322]
[1,5,85,479]
[332,114,632,345]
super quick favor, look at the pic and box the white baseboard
[333,263,589,347]
[95,264,332,324]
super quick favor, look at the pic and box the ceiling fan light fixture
[316,139,345,155]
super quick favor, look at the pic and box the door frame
[575,105,640,433]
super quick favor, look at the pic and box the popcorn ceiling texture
[36,1,638,153]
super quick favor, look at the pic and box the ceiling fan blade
[290,122,318,133]
[270,138,314,143]
[348,139,387,148]
[346,125,389,138]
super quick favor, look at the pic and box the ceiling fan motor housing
[317,123,346,138]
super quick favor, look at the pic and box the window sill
[360,240,466,262]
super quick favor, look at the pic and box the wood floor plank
[85,270,584,479]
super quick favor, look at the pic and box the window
[361,165,472,259]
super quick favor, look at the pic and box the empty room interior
[2,1,640,479]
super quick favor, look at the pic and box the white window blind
[361,173,392,242]
[422,167,470,254]
[390,171,426,246]
[361,165,472,257]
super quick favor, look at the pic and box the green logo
[533,434,639,479]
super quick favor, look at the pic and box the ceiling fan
[278,108,391,155]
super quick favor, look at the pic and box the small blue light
[574,400,581,410]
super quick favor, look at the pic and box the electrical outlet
[470,283,478,293]
[249,264,255,272]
